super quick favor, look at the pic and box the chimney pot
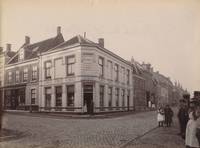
[6,44,11,52]
[25,36,30,44]
[57,26,61,35]
[98,38,104,48]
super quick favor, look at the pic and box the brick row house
[3,27,134,113]
[3,27,64,110]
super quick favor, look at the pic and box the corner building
[39,35,133,113]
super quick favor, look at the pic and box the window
[67,85,74,107]
[16,70,20,83]
[114,64,119,82]
[31,89,36,104]
[66,56,75,76]
[121,67,125,83]
[98,57,104,77]
[115,88,119,107]
[23,68,28,82]
[32,66,37,81]
[55,58,64,78]
[19,50,24,61]
[55,86,62,107]
[127,69,130,85]
[108,87,112,108]
[8,72,12,83]
[122,89,125,107]
[45,87,51,108]
[45,61,52,79]
[107,61,112,80]
[99,85,104,110]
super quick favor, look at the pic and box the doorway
[83,84,93,114]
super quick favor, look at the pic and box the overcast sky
[0,0,200,94]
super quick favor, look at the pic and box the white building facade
[39,35,134,113]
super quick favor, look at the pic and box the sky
[0,0,200,94]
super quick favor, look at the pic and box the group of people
[157,100,200,148]
[177,99,200,148]
[157,105,174,127]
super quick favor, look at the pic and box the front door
[83,84,93,114]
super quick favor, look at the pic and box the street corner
[0,128,27,142]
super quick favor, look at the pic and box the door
[83,84,93,114]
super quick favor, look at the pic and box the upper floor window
[32,66,37,81]
[23,68,28,82]
[45,61,52,79]
[66,56,75,76]
[19,50,24,61]
[107,60,112,80]
[127,69,130,85]
[16,70,20,83]
[98,57,104,77]
[8,72,12,83]
[121,67,125,83]
[114,64,119,82]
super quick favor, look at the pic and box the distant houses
[0,27,188,114]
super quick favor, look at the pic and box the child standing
[157,107,165,127]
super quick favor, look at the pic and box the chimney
[84,32,86,38]
[6,43,11,52]
[57,26,61,35]
[25,36,30,44]
[98,38,104,48]
[0,47,3,53]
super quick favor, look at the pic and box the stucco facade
[38,36,133,113]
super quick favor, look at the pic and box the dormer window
[19,50,24,61]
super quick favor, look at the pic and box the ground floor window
[31,89,36,104]
[55,86,62,107]
[122,89,125,107]
[67,85,74,107]
[108,87,112,108]
[115,88,119,108]
[45,87,51,108]
[99,85,104,110]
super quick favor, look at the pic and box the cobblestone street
[0,109,185,148]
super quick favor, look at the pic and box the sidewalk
[4,109,155,119]
[124,112,185,148]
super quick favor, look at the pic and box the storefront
[4,84,26,110]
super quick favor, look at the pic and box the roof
[8,33,64,64]
[153,72,173,86]
[50,35,95,51]
[49,35,131,66]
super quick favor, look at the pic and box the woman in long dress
[185,109,199,148]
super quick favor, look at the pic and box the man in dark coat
[164,105,174,127]
[177,99,189,139]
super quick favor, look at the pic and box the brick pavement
[0,110,158,148]
[124,109,185,148]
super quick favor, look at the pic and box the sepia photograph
[0,0,200,147]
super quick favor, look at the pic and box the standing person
[178,99,189,139]
[185,109,199,148]
[157,106,165,127]
[164,105,174,127]
[196,105,200,146]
